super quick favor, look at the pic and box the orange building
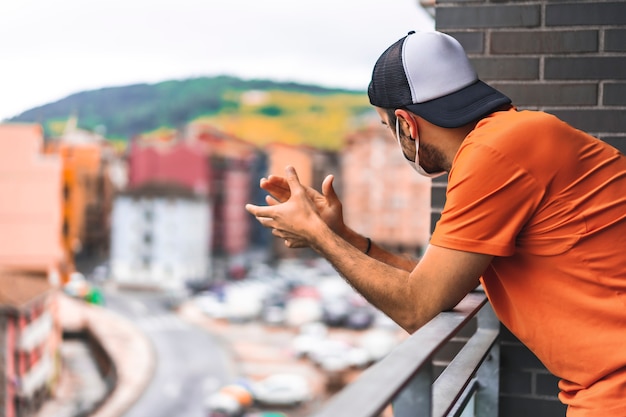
[45,120,118,272]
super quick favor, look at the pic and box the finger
[266,175,290,191]
[265,195,280,206]
[261,176,291,202]
[254,216,277,229]
[284,166,304,194]
[245,203,274,219]
[322,174,338,202]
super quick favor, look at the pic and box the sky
[0,0,434,121]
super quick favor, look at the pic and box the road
[104,289,236,417]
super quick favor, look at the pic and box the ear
[394,109,419,141]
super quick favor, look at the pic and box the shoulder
[472,108,557,144]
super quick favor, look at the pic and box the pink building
[342,122,432,256]
[0,124,65,275]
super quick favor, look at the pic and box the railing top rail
[309,291,489,417]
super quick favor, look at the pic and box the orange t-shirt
[431,108,626,416]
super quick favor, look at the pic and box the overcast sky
[0,0,434,121]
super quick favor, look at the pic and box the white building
[110,184,211,290]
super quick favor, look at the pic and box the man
[245,31,626,416]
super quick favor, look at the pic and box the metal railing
[309,290,500,417]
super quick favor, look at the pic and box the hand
[246,166,326,248]
[260,170,346,238]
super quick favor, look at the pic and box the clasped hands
[245,165,345,249]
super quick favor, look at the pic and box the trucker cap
[368,31,511,128]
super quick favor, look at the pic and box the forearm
[311,225,438,333]
[337,225,418,272]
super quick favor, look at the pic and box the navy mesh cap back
[367,38,413,109]
[368,31,511,128]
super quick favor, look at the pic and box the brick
[471,57,539,80]
[601,137,626,154]
[548,109,626,134]
[445,31,484,54]
[430,212,442,234]
[536,371,561,397]
[490,30,598,54]
[499,325,520,343]
[492,82,597,107]
[606,29,626,52]
[437,5,541,29]
[546,2,626,26]
[545,57,626,80]
[432,175,448,184]
[431,185,447,209]
[499,396,567,417]
[604,82,626,106]
[500,343,545,370]
[500,369,532,395]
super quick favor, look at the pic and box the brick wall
[431,1,626,415]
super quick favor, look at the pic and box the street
[104,289,236,417]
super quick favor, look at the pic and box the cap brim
[405,80,511,128]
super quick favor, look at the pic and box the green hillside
[10,76,375,150]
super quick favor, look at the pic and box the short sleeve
[431,142,542,257]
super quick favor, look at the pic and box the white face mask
[395,118,446,178]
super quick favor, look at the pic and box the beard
[417,140,448,174]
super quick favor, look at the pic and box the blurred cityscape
[0,112,432,417]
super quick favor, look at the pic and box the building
[127,123,269,271]
[109,183,211,290]
[0,124,65,278]
[0,270,60,417]
[342,122,431,256]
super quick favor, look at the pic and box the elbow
[394,309,435,335]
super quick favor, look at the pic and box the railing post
[475,302,500,417]
[392,362,432,417]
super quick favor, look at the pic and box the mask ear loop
[395,117,418,162]
[395,117,402,146]
[396,116,446,178]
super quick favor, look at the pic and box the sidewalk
[37,293,156,417]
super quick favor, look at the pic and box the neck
[421,120,477,172]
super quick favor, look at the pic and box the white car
[251,374,312,406]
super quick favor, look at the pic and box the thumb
[285,166,303,193]
[322,174,339,203]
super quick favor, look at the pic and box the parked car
[345,305,375,330]
[205,382,253,417]
[359,328,398,362]
[251,374,312,406]
[204,392,244,417]
[285,297,322,327]
[321,297,351,327]
[308,339,353,372]
[194,292,226,319]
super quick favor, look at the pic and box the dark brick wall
[431,0,626,415]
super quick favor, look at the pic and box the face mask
[396,118,446,178]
